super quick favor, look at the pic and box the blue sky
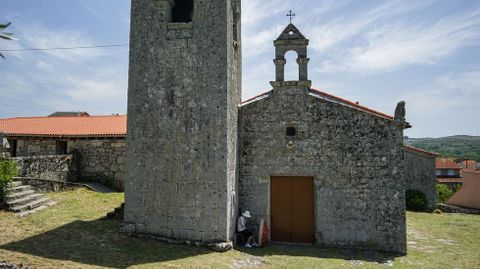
[1,0,479,138]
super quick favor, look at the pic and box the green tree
[0,159,18,201]
[0,22,17,59]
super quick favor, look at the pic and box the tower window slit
[172,0,194,23]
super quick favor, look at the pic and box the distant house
[458,160,479,172]
[0,114,126,188]
[436,158,463,190]
[48,111,90,117]
[436,158,462,179]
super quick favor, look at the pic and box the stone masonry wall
[16,139,58,156]
[68,139,125,190]
[124,0,241,243]
[404,148,437,210]
[239,88,406,253]
[12,154,77,182]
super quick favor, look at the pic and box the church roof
[404,145,439,157]
[0,115,126,138]
[241,88,396,120]
[275,23,307,41]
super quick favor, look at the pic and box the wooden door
[271,176,315,244]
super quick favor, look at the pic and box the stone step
[11,181,23,187]
[6,189,35,202]
[17,201,57,217]
[6,193,44,207]
[10,197,51,213]
[11,185,32,193]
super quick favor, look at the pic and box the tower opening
[284,51,299,81]
[172,0,194,23]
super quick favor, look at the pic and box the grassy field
[1,189,479,269]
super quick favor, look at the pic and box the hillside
[406,136,480,162]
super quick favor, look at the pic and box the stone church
[124,0,408,253]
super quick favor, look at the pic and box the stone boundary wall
[438,203,480,214]
[16,139,59,156]
[15,177,82,193]
[67,139,125,190]
[11,155,77,182]
[404,148,437,210]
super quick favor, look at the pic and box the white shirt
[237,216,247,232]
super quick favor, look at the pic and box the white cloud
[316,10,480,73]
[12,21,108,62]
[0,17,128,117]
[402,67,480,117]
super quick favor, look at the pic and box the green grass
[1,189,480,268]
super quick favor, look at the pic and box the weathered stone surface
[16,139,57,156]
[67,139,125,190]
[404,147,437,210]
[11,155,77,182]
[14,177,79,193]
[11,138,125,189]
[238,87,406,253]
[124,0,242,243]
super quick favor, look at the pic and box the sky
[1,0,479,138]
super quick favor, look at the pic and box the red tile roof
[460,160,477,169]
[309,88,395,120]
[404,145,439,157]
[0,115,126,138]
[436,158,461,170]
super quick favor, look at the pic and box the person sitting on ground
[237,210,258,248]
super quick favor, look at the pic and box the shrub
[406,189,428,211]
[0,159,18,201]
[437,184,456,203]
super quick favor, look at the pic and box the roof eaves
[240,90,272,107]
[308,88,394,120]
[404,145,439,157]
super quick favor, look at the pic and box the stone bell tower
[124,0,242,243]
[270,23,311,90]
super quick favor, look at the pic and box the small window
[56,140,68,155]
[172,0,194,23]
[286,127,296,137]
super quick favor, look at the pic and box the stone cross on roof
[287,10,295,23]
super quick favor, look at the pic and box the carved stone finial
[394,101,406,122]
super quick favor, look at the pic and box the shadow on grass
[238,243,402,265]
[0,218,211,268]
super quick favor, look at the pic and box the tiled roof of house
[0,115,126,138]
[436,158,461,170]
[404,145,439,157]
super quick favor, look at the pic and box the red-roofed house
[459,160,479,172]
[436,158,462,182]
[0,114,126,189]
